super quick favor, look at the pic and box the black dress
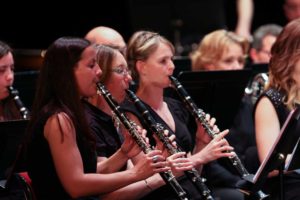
[254,88,300,200]
[83,100,127,172]
[83,100,124,158]
[122,97,202,200]
[27,108,97,200]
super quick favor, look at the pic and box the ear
[249,48,258,63]
[136,60,146,75]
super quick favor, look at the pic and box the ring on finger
[152,155,159,163]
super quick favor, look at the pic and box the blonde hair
[190,29,249,71]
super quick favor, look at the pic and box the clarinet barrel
[7,86,30,120]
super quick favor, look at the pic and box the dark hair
[0,40,20,121]
[0,41,12,58]
[27,37,95,148]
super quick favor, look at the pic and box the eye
[113,67,123,74]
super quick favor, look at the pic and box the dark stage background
[1,0,286,50]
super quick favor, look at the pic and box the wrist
[192,151,206,166]
[119,148,130,160]
[144,179,152,192]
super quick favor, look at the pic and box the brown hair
[268,19,300,110]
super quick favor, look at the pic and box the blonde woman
[191,29,249,71]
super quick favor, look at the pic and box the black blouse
[83,100,123,158]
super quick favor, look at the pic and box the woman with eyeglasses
[83,44,193,199]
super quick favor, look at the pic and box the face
[284,0,300,21]
[293,58,300,89]
[0,52,14,100]
[75,46,102,98]
[253,35,277,64]
[208,43,245,70]
[140,42,174,88]
[105,51,132,103]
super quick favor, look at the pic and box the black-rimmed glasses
[111,67,131,76]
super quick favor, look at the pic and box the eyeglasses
[111,67,131,76]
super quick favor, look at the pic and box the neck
[136,84,164,109]
[89,95,112,116]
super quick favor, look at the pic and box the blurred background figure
[85,26,127,55]
[190,29,249,71]
[284,0,300,22]
[249,24,283,64]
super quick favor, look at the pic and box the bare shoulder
[255,96,276,117]
[44,112,76,141]
[255,96,280,133]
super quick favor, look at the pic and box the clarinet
[96,83,189,200]
[169,76,269,200]
[126,89,214,200]
[7,86,30,119]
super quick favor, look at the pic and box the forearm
[236,0,253,37]
[97,149,128,173]
[100,173,165,200]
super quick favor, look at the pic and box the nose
[5,68,14,84]
[124,73,132,82]
[169,60,175,72]
[95,63,102,78]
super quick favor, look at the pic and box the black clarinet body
[7,86,30,119]
[96,83,189,200]
[169,76,268,200]
[126,89,214,200]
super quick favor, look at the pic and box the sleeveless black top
[27,108,97,200]
[254,88,300,200]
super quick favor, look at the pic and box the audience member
[25,37,169,200]
[254,18,300,199]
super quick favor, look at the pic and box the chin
[0,94,9,100]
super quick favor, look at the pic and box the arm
[254,97,280,162]
[235,0,253,40]
[100,173,165,200]
[44,112,168,198]
[96,149,128,173]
